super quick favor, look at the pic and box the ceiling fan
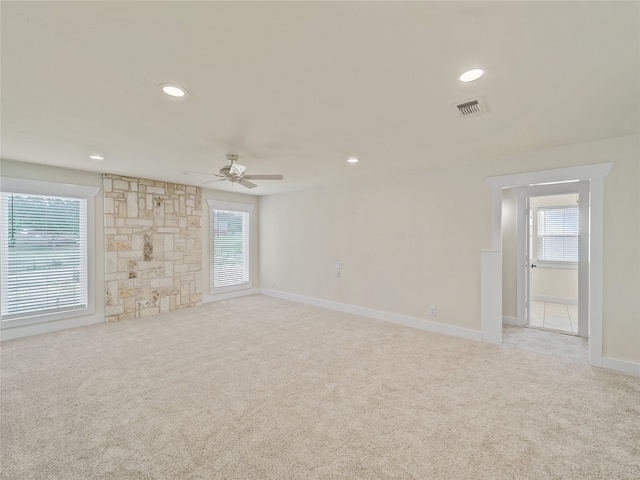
[183,154,284,189]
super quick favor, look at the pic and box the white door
[514,181,588,337]
[577,180,589,338]
[524,196,533,326]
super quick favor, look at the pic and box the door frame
[512,182,587,336]
[483,162,613,367]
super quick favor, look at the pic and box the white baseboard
[259,290,640,377]
[532,295,578,306]
[259,289,482,342]
[202,288,260,303]
[503,316,526,327]
[0,313,105,341]
[601,357,640,377]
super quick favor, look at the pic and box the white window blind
[212,208,250,289]
[537,206,578,263]
[1,192,88,320]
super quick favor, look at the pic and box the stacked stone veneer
[103,174,202,322]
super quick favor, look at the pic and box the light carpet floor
[1,295,639,479]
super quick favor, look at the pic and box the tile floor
[502,325,588,365]
[529,301,578,334]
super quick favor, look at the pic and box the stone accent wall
[103,174,202,322]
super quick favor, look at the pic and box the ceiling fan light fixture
[159,83,189,98]
[459,68,484,82]
[230,162,247,176]
[190,154,284,189]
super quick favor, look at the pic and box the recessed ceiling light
[347,157,359,163]
[459,68,484,82]
[89,154,104,161]
[159,83,189,98]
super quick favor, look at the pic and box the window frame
[0,177,99,328]
[536,205,579,267]
[206,199,254,295]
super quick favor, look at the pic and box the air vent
[455,97,487,118]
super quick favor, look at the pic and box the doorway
[500,183,590,363]
[483,162,614,367]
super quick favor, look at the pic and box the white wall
[260,134,640,365]
[260,165,491,331]
[530,194,579,303]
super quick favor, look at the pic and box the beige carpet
[1,295,639,479]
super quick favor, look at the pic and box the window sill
[210,282,253,296]
[1,305,95,329]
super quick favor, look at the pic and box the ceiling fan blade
[201,178,229,185]
[239,179,258,189]
[243,174,284,181]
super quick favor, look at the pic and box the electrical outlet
[429,306,437,316]
[336,261,342,269]
[337,271,341,278]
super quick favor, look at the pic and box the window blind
[1,193,88,320]
[212,208,249,288]
[537,206,578,263]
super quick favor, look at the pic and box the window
[0,178,99,325]
[537,206,578,263]
[207,200,254,293]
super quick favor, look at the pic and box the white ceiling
[2,1,638,196]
